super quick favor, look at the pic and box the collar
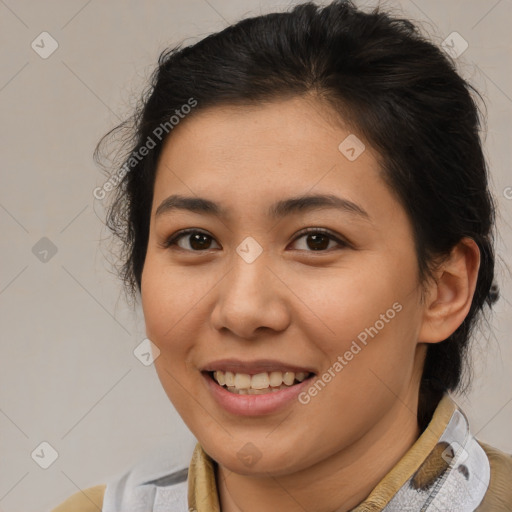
[188,393,490,511]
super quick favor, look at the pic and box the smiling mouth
[206,370,315,395]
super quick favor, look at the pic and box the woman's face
[141,96,428,476]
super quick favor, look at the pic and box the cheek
[141,254,203,342]
[298,263,410,346]
[141,262,200,413]
[299,256,421,390]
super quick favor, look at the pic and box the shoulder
[50,446,191,512]
[476,440,512,511]
[50,484,106,512]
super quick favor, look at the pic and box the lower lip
[202,372,315,416]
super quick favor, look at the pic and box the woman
[53,1,512,510]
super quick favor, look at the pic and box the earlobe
[418,238,481,344]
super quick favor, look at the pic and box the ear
[418,237,481,344]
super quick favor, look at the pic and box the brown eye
[187,232,214,250]
[290,229,347,252]
[163,230,220,251]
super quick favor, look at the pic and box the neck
[216,387,422,512]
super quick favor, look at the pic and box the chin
[205,440,303,477]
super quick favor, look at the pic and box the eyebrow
[155,193,371,222]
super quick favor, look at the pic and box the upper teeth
[212,370,309,390]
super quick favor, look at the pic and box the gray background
[0,1,511,511]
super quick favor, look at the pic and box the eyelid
[160,227,350,251]
[160,228,218,250]
[291,227,350,249]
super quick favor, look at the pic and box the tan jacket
[51,394,512,511]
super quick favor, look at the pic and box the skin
[140,95,480,512]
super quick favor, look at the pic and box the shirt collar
[187,393,489,511]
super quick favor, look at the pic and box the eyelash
[161,227,349,253]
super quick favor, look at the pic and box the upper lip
[201,358,316,376]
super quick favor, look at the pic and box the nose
[210,251,291,340]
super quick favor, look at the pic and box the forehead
[159,96,350,160]
[151,97,404,228]
[156,97,369,182]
